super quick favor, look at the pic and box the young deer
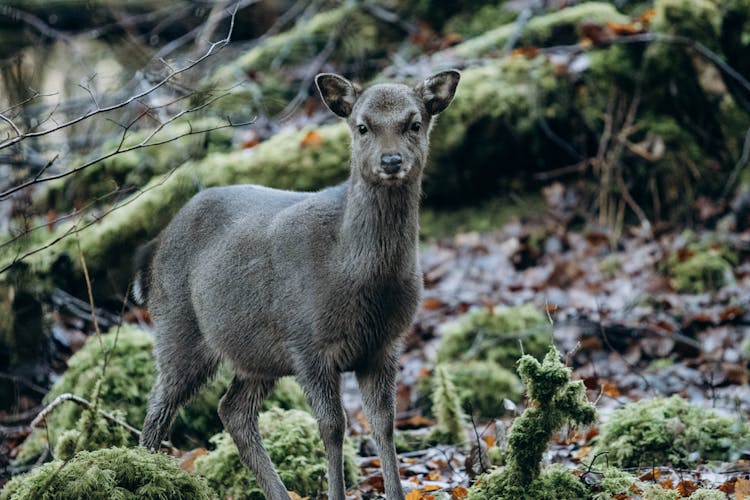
[135,70,460,500]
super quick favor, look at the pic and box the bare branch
[0,1,241,152]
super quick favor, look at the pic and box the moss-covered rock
[0,446,212,500]
[437,304,551,368]
[449,2,628,58]
[17,325,309,459]
[417,360,523,420]
[193,408,359,500]
[467,346,596,499]
[595,395,749,467]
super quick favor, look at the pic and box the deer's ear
[316,73,358,118]
[416,70,460,115]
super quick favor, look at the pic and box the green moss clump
[689,489,727,500]
[0,447,212,500]
[591,467,642,500]
[595,395,749,467]
[468,464,588,500]
[452,2,628,58]
[652,0,721,46]
[437,304,552,368]
[417,361,522,420]
[194,408,358,500]
[18,325,309,458]
[468,346,596,499]
[664,232,737,293]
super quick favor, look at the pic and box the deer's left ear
[416,70,460,115]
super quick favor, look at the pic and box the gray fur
[138,70,460,500]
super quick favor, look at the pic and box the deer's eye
[410,122,421,132]
[357,124,368,135]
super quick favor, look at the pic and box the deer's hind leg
[140,318,218,450]
[218,375,290,500]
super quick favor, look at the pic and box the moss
[429,365,466,445]
[0,447,212,500]
[643,484,681,500]
[417,361,522,420]
[443,4,517,38]
[664,232,737,293]
[194,408,358,499]
[41,117,234,215]
[595,395,750,468]
[214,4,398,84]
[18,325,309,459]
[437,304,552,368]
[452,2,628,58]
[468,346,596,499]
[591,467,642,500]
[652,0,721,46]
[468,464,587,500]
[53,403,130,461]
[688,489,726,500]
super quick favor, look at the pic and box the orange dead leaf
[602,382,621,398]
[677,480,699,497]
[580,22,614,45]
[606,21,644,36]
[423,484,441,492]
[640,8,657,24]
[482,435,497,448]
[408,476,422,484]
[422,298,444,311]
[573,445,592,460]
[240,130,262,149]
[452,486,469,499]
[736,477,750,500]
[300,130,324,148]
[406,488,424,500]
[426,471,441,481]
[510,46,540,58]
[661,477,674,490]
[179,447,208,472]
[289,493,306,500]
[718,477,736,494]
[397,415,434,429]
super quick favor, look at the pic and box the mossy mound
[664,233,737,294]
[468,464,588,500]
[193,408,359,500]
[19,325,309,458]
[437,304,552,367]
[595,395,749,467]
[0,447,212,500]
[417,360,523,420]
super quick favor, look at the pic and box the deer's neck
[337,174,421,278]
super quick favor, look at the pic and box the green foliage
[194,408,359,499]
[443,4,517,38]
[453,2,628,57]
[0,447,212,500]
[664,232,737,293]
[417,361,522,419]
[429,365,466,445]
[468,346,596,499]
[437,304,552,367]
[467,464,587,500]
[595,395,749,467]
[53,405,130,461]
[19,325,309,459]
[688,489,726,500]
[590,467,641,500]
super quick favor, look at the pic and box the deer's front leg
[356,349,405,500]
[296,363,347,500]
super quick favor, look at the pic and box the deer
[134,69,460,500]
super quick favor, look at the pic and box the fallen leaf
[452,486,469,499]
[606,21,644,36]
[422,298,444,311]
[736,477,750,500]
[180,447,208,472]
[602,381,621,398]
[482,435,496,448]
[677,479,699,497]
[406,488,424,500]
[300,130,323,148]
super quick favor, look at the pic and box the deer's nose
[381,154,402,174]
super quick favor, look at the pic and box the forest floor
[2,188,750,498]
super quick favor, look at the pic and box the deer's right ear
[316,73,357,118]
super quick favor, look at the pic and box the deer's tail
[131,238,158,307]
